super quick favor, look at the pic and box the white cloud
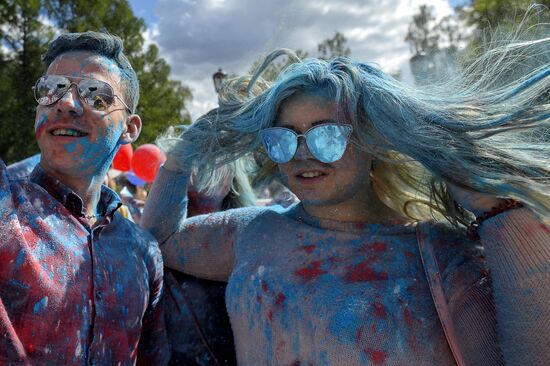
[147,0,454,120]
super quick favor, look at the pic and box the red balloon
[112,144,133,172]
[131,144,166,183]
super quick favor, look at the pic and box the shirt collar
[29,164,122,219]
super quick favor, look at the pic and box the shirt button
[95,290,103,300]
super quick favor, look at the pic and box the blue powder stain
[33,296,48,314]
[36,114,48,130]
[328,307,360,343]
[8,279,29,289]
[64,141,78,153]
[320,351,330,366]
[15,250,25,267]
[115,282,124,296]
[265,322,274,363]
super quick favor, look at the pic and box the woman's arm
[479,208,550,365]
[141,164,238,281]
[447,184,550,364]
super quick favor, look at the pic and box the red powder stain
[256,295,263,304]
[343,262,388,283]
[268,309,274,322]
[297,245,316,254]
[355,326,364,341]
[403,307,416,327]
[540,224,550,234]
[22,230,40,248]
[404,251,416,265]
[275,292,286,305]
[364,348,387,364]
[261,280,269,293]
[372,242,387,252]
[293,260,327,282]
[372,301,387,318]
[359,241,387,253]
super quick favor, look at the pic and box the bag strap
[416,222,466,366]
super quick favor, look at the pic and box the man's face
[35,50,139,180]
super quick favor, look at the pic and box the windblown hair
[42,31,139,113]
[161,10,550,227]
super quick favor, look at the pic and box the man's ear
[119,114,142,144]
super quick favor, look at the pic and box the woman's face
[275,93,373,209]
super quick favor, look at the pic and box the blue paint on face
[36,114,48,131]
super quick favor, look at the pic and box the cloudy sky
[128,0,466,120]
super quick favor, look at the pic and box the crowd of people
[0,11,549,366]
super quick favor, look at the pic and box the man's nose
[56,86,84,116]
[293,136,314,161]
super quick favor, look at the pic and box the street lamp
[212,68,227,93]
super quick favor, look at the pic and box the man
[0,32,168,364]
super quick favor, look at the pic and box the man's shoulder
[111,211,157,243]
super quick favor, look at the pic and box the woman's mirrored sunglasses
[261,123,353,164]
[33,75,132,113]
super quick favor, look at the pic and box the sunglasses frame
[261,122,353,164]
[33,75,132,114]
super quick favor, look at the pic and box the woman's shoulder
[420,221,486,281]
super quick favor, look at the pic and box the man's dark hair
[42,31,139,113]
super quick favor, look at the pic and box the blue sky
[127,0,462,119]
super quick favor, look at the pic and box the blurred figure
[163,158,255,366]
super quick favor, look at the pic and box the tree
[318,31,351,60]
[405,5,440,57]
[0,0,52,163]
[466,0,549,32]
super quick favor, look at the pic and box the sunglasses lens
[306,124,352,163]
[34,75,68,105]
[34,75,117,111]
[261,128,298,163]
[77,79,115,111]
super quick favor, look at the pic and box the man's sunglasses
[33,75,132,113]
[260,123,353,164]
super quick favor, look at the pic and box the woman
[143,24,549,365]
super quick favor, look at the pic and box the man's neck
[44,167,106,218]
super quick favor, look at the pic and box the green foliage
[0,0,191,164]
[458,1,550,71]
[0,0,51,163]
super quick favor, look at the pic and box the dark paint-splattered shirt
[0,161,168,365]
[144,167,550,366]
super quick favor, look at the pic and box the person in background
[163,151,256,365]
[0,31,168,364]
[143,16,550,366]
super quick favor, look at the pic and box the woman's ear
[120,114,142,144]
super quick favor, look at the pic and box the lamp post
[212,68,227,93]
